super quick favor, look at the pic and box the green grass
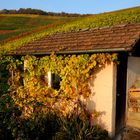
[0,6,140,54]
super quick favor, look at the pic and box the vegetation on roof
[0,6,140,54]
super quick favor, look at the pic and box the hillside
[0,14,79,43]
[0,6,140,54]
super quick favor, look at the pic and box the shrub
[54,112,110,140]
[0,94,110,140]
[0,94,60,140]
[0,94,15,140]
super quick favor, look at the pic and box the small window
[47,71,61,90]
[52,74,61,90]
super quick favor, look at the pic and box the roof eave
[8,47,132,56]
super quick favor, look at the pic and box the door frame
[115,53,128,133]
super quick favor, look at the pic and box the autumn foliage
[0,53,117,139]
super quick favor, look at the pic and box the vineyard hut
[8,23,140,137]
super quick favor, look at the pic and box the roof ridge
[47,23,140,36]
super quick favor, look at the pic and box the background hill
[0,14,79,43]
[0,6,140,54]
[0,8,85,16]
[0,8,85,43]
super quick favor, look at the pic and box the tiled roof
[10,23,140,55]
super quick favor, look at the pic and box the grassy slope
[0,14,78,42]
[0,6,140,54]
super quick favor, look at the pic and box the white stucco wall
[127,56,140,90]
[86,62,117,137]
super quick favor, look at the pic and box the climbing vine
[4,53,117,118]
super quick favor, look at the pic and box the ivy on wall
[2,53,118,118]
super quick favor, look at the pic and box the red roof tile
[10,23,140,55]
